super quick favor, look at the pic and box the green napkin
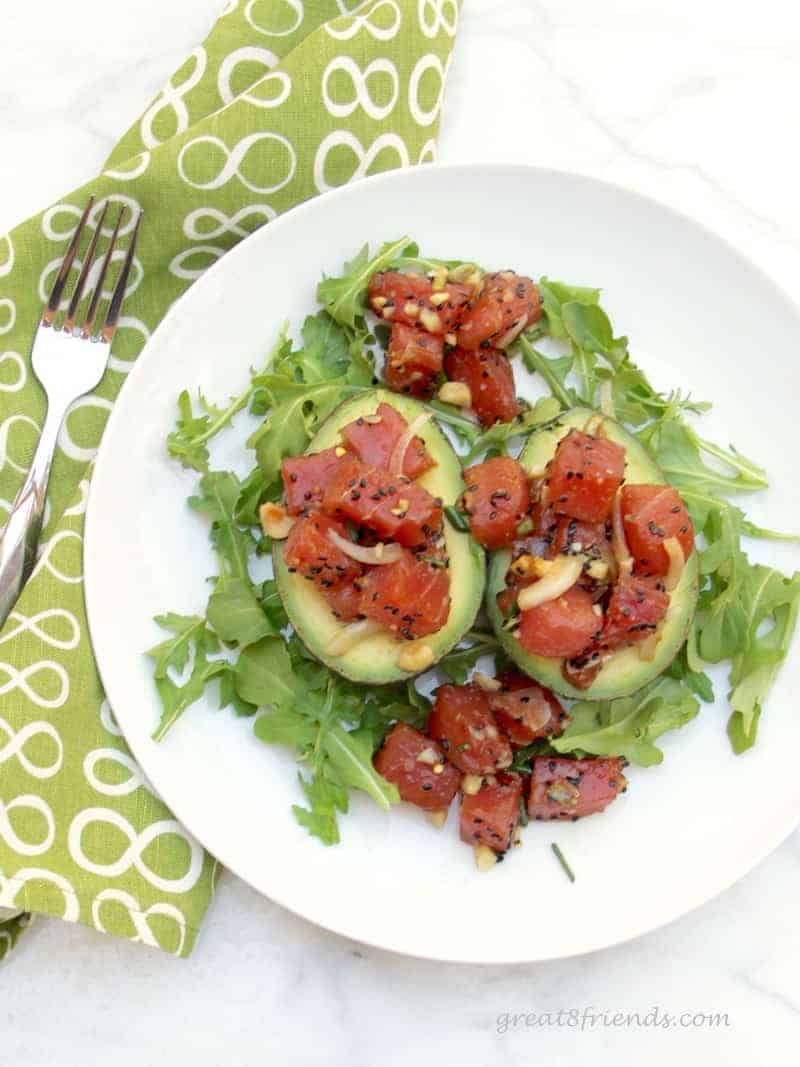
[0,0,461,961]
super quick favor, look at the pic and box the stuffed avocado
[480,408,699,700]
[270,389,485,685]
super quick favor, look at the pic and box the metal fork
[0,197,142,628]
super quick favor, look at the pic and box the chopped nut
[430,291,449,306]
[466,270,483,293]
[592,603,603,617]
[425,809,448,829]
[586,560,609,581]
[444,332,457,346]
[474,844,498,872]
[510,554,539,579]
[403,301,420,318]
[416,747,438,766]
[432,763,445,775]
[473,671,502,692]
[448,263,475,283]
[546,780,580,808]
[335,446,347,457]
[363,414,383,424]
[371,296,387,309]
[438,381,472,408]
[502,288,514,303]
[419,309,442,334]
[396,642,435,673]
[259,502,294,539]
[462,775,483,796]
[431,265,449,291]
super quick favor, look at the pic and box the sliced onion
[517,555,585,612]
[494,314,528,350]
[663,536,686,591]
[611,490,634,575]
[327,529,403,565]
[325,619,383,656]
[389,410,433,476]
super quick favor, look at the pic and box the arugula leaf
[317,236,415,328]
[562,302,628,374]
[147,612,206,678]
[233,465,274,527]
[538,278,600,339]
[322,725,400,810]
[437,630,499,684]
[147,614,228,741]
[250,666,402,843]
[553,677,700,766]
[422,399,482,449]
[292,771,349,846]
[665,640,715,704]
[642,418,768,496]
[727,567,800,752]
[515,334,575,409]
[259,578,290,631]
[464,396,561,461]
[166,330,289,472]
[254,705,319,749]
[235,636,300,709]
[189,471,254,583]
[600,362,710,428]
[248,378,356,480]
[219,669,257,718]
[206,577,276,647]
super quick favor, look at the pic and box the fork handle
[0,400,66,629]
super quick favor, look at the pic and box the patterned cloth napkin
[0,0,461,961]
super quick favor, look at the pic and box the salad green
[148,237,799,845]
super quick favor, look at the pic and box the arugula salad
[148,238,800,871]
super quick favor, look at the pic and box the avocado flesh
[274,389,485,684]
[487,407,699,701]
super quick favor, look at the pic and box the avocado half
[486,407,699,701]
[273,389,486,684]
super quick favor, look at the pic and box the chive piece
[518,796,529,827]
[516,517,534,537]
[551,842,575,883]
[346,519,359,543]
[444,505,470,533]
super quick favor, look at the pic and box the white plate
[85,165,800,963]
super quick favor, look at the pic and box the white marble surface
[2,0,799,1062]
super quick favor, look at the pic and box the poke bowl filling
[149,237,797,875]
[270,390,485,685]
[483,409,699,701]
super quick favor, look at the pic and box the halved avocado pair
[272,390,486,685]
[486,408,699,700]
[273,395,698,696]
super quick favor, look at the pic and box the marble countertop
[2,1,799,1062]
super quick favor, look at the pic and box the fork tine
[100,211,142,344]
[81,205,126,339]
[42,196,94,327]
[63,201,109,334]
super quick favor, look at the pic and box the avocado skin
[486,407,699,701]
[273,389,485,684]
